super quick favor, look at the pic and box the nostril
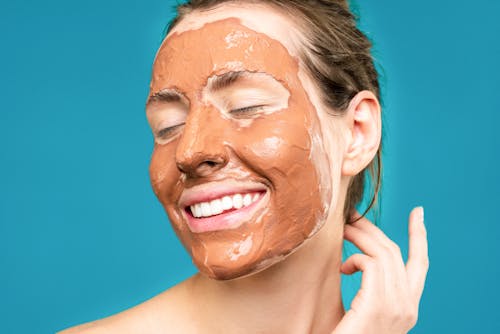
[177,156,228,177]
[176,162,187,174]
[195,160,223,177]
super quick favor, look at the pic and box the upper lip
[178,179,268,208]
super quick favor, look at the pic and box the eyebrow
[208,71,247,92]
[146,89,186,106]
[147,71,257,107]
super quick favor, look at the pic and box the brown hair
[166,0,382,224]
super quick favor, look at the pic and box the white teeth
[243,193,252,207]
[233,194,243,209]
[221,196,233,210]
[193,203,201,218]
[210,199,223,215]
[252,193,259,202]
[201,202,211,217]
[189,191,263,218]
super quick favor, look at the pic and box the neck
[189,212,346,334]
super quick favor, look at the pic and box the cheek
[314,113,345,202]
[308,115,335,215]
[232,108,331,233]
[149,144,195,242]
[235,111,312,173]
[149,144,182,204]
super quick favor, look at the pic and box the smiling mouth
[187,192,262,218]
[182,189,268,233]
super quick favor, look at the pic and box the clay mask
[147,18,333,280]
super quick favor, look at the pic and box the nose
[175,106,229,178]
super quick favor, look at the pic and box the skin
[59,3,429,334]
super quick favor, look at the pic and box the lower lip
[185,192,267,233]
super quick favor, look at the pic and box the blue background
[1,0,499,332]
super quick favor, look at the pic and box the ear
[341,90,382,176]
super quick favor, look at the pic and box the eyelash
[156,123,184,139]
[230,105,266,114]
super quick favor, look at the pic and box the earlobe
[341,90,382,176]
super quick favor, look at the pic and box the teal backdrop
[1,0,499,332]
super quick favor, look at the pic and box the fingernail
[416,206,424,222]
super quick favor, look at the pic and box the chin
[191,228,319,281]
[198,254,285,281]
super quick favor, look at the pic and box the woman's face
[147,6,341,280]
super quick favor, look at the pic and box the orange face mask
[147,19,332,280]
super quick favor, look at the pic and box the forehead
[149,4,305,96]
[169,3,303,58]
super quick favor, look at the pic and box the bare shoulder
[58,277,198,334]
[57,320,108,334]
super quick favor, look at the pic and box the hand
[333,207,429,334]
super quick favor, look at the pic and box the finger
[405,206,429,300]
[341,253,380,293]
[344,221,403,265]
[351,213,400,252]
[344,223,387,258]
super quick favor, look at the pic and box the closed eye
[156,123,185,139]
[230,105,266,115]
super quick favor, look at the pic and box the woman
[62,0,429,333]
